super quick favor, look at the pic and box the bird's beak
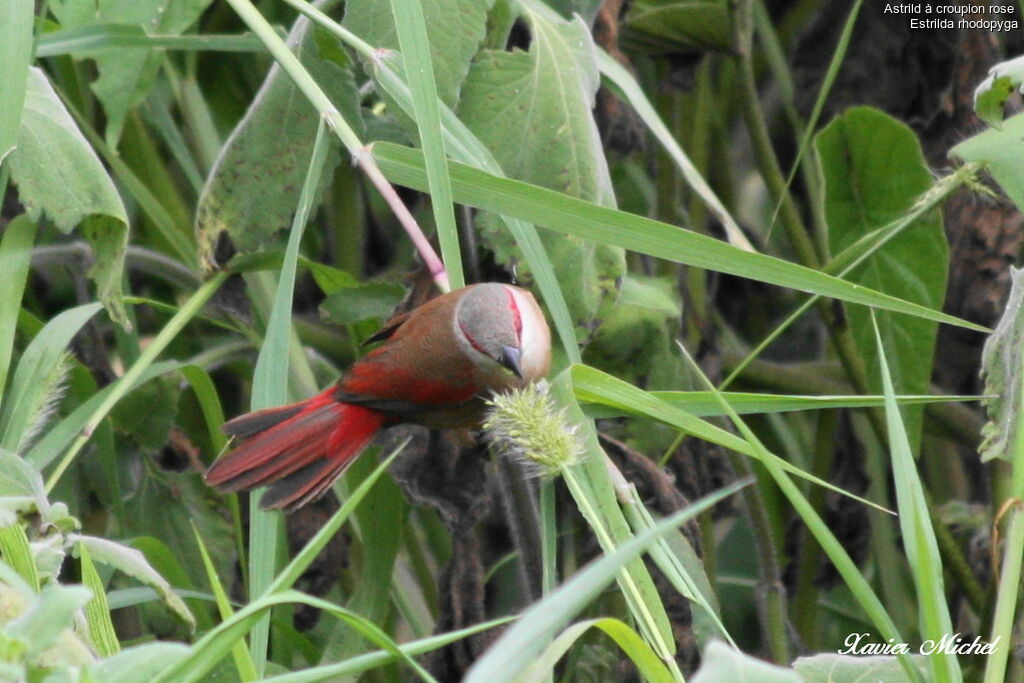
[499,345,524,378]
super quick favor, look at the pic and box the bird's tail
[205,389,385,511]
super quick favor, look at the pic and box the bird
[204,282,552,512]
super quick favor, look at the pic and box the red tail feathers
[205,390,386,512]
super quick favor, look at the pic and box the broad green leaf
[0,0,32,164]
[622,0,732,54]
[546,0,604,23]
[583,275,685,387]
[109,378,179,452]
[8,70,129,327]
[70,534,195,630]
[370,143,983,331]
[691,640,800,682]
[343,0,492,108]
[457,10,624,330]
[320,281,406,325]
[459,12,613,207]
[980,267,1024,462]
[464,479,748,682]
[951,111,1024,214]
[3,584,93,658]
[973,55,1024,127]
[50,0,213,145]
[793,652,930,682]
[122,468,233,609]
[0,303,103,453]
[818,106,947,453]
[196,17,359,269]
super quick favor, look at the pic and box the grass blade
[872,313,960,683]
[0,216,36,416]
[372,142,985,333]
[389,0,461,289]
[0,0,32,165]
[44,273,227,492]
[464,478,750,683]
[79,540,120,657]
[246,120,332,673]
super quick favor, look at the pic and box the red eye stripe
[506,288,522,340]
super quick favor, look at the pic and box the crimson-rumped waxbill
[204,283,552,511]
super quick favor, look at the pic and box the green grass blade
[246,120,331,673]
[0,0,32,165]
[521,618,673,683]
[261,617,515,683]
[570,364,892,514]
[79,540,120,657]
[156,590,437,683]
[465,478,750,683]
[0,303,102,452]
[0,523,39,592]
[389,0,462,289]
[871,313,960,683]
[519,0,749,252]
[25,360,182,469]
[193,524,257,681]
[0,216,36,416]
[675,347,924,683]
[265,440,408,596]
[35,24,266,57]
[550,373,677,661]
[179,365,228,453]
[372,142,986,332]
[44,273,227,492]
[620,494,733,648]
[581,389,977,419]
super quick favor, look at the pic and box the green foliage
[622,0,732,54]
[817,106,947,452]
[49,0,213,146]
[195,19,359,270]
[951,111,1024,213]
[8,70,129,327]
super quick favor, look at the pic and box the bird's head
[454,283,551,386]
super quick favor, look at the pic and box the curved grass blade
[465,478,750,683]
[389,0,461,289]
[372,142,985,333]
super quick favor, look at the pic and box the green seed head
[483,382,581,477]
